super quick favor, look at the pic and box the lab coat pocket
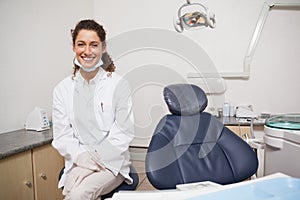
[96,104,114,132]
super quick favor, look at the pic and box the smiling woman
[71,20,116,81]
[51,19,135,199]
[73,29,105,73]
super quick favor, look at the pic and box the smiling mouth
[82,57,94,61]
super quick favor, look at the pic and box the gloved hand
[62,151,106,195]
[62,166,93,195]
[75,151,105,171]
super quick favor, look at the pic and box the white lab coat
[52,69,134,188]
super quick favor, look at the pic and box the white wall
[93,0,265,74]
[0,0,93,133]
[226,7,300,114]
[93,0,300,146]
[1,0,299,141]
[93,0,300,113]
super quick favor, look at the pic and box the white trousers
[64,169,124,200]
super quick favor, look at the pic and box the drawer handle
[24,181,32,188]
[40,173,47,180]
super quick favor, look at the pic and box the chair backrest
[145,84,258,189]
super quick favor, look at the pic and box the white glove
[62,152,106,195]
[62,166,93,195]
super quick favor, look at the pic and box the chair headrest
[163,84,208,116]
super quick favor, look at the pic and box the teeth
[83,57,93,61]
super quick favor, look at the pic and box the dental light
[174,0,216,33]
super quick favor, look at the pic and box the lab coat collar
[74,68,107,86]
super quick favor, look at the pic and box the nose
[84,45,92,54]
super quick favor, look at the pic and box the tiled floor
[131,160,157,191]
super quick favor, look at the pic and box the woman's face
[73,29,106,70]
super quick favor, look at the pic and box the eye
[77,43,84,47]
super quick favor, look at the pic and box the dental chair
[145,84,258,189]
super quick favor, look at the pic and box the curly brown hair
[71,19,115,78]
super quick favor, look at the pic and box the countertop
[0,128,53,159]
[217,116,265,126]
[0,117,265,160]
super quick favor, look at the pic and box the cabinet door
[0,150,34,200]
[32,144,64,200]
[226,126,251,140]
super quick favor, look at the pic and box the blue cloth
[186,177,300,200]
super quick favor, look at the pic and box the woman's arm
[107,78,135,153]
[51,84,85,165]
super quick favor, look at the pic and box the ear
[72,44,76,52]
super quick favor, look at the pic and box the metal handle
[40,173,47,180]
[24,181,32,188]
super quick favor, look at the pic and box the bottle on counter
[223,102,230,117]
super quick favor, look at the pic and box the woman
[52,19,134,200]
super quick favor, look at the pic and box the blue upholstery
[58,165,139,199]
[146,84,258,189]
[164,83,207,116]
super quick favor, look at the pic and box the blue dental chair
[146,84,258,189]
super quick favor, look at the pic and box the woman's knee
[65,188,99,200]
